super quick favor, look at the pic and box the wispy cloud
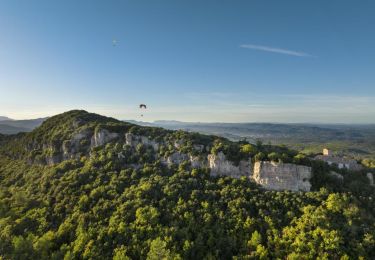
[240,44,312,57]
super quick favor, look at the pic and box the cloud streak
[240,44,312,57]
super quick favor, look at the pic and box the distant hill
[0,118,46,134]
[0,116,13,121]
[0,123,30,134]
[127,120,375,159]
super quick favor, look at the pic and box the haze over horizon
[1,0,375,123]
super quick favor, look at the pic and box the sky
[0,0,375,123]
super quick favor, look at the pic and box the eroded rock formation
[125,133,160,151]
[165,152,189,165]
[36,129,315,192]
[91,129,119,148]
[208,152,252,179]
[253,161,312,192]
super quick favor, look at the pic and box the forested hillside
[0,110,374,259]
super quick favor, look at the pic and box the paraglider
[139,104,147,117]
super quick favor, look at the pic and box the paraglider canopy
[139,104,147,117]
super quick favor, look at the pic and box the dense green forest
[0,111,374,259]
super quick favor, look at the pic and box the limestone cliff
[253,161,312,192]
[164,152,189,165]
[91,129,119,148]
[42,130,92,165]
[29,126,314,192]
[190,155,203,168]
[123,134,254,178]
[125,133,160,151]
[207,152,252,178]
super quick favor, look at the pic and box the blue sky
[1,0,374,123]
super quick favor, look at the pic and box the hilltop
[0,110,374,259]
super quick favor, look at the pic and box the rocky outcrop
[367,173,374,186]
[91,129,119,148]
[33,127,315,192]
[125,133,136,146]
[330,171,344,181]
[44,128,118,165]
[190,155,203,168]
[165,152,189,165]
[62,130,90,160]
[253,161,312,191]
[125,133,159,151]
[208,152,252,178]
[39,130,92,165]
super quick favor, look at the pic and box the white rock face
[367,173,374,186]
[125,133,159,151]
[125,133,137,146]
[190,155,203,168]
[42,130,92,165]
[40,127,315,192]
[207,152,252,178]
[62,130,90,159]
[253,161,312,192]
[166,152,189,165]
[141,136,159,151]
[91,129,119,148]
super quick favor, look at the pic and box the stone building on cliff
[315,149,362,171]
